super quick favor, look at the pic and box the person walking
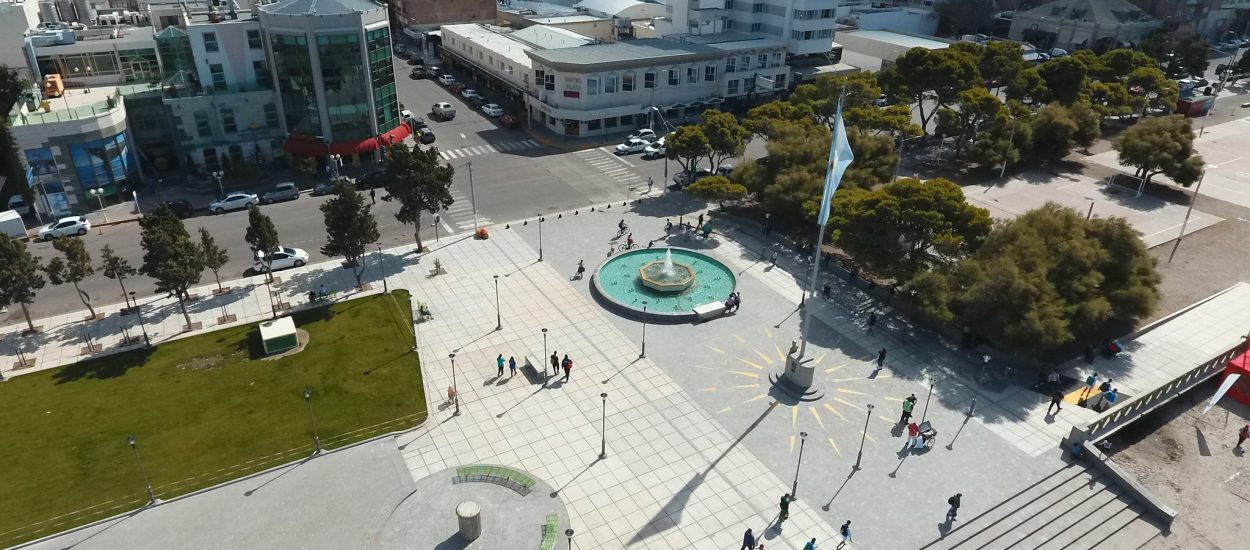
[369,188,376,204]
[550,351,560,376]
[803,538,818,550]
[778,493,792,525]
[575,260,585,280]
[1047,388,1064,415]
[764,213,773,236]
[1080,372,1099,400]
[837,521,852,548]
[1238,424,1250,448]
[867,312,877,334]
[876,348,887,368]
[741,528,756,550]
[562,356,573,382]
[647,176,654,193]
[508,356,517,377]
[899,394,916,424]
[697,212,704,228]
[770,250,779,267]
[1099,378,1113,394]
[947,493,962,522]
[496,354,505,377]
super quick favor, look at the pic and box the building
[658,0,837,56]
[1008,0,1161,52]
[575,0,667,21]
[0,0,44,79]
[1129,0,1250,41]
[393,0,495,29]
[835,29,952,72]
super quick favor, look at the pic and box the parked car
[394,43,407,55]
[615,138,650,155]
[410,67,424,79]
[418,128,437,144]
[642,136,666,159]
[426,65,441,78]
[499,114,521,129]
[461,88,481,101]
[209,192,258,214]
[261,182,300,204]
[437,74,456,86]
[481,103,504,117]
[628,129,658,142]
[448,82,466,94]
[432,102,456,119]
[252,246,308,272]
[313,176,356,196]
[163,199,195,218]
[401,109,427,129]
[38,215,90,240]
[674,168,714,186]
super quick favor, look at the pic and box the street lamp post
[565,528,574,548]
[854,404,874,470]
[542,328,548,372]
[432,214,441,243]
[599,392,609,459]
[449,353,460,415]
[88,188,109,223]
[791,431,807,498]
[303,388,322,455]
[639,301,648,359]
[211,170,225,199]
[459,133,479,230]
[376,243,387,293]
[1169,168,1208,263]
[537,214,544,262]
[493,275,502,331]
[126,435,157,505]
[129,292,150,347]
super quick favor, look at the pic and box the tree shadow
[52,346,154,384]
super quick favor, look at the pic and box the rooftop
[1018,0,1156,25]
[527,15,607,25]
[511,24,596,49]
[260,0,384,16]
[841,29,952,50]
[669,31,790,51]
[573,0,655,18]
[527,38,721,69]
[442,24,535,71]
[8,83,159,127]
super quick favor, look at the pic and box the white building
[660,0,836,56]
[1008,0,1160,53]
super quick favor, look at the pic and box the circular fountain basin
[591,248,736,322]
[639,259,696,292]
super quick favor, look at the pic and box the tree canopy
[685,175,747,207]
[199,227,229,292]
[321,181,381,287]
[139,205,204,326]
[43,237,96,318]
[0,233,45,332]
[245,205,280,280]
[380,142,455,251]
[1112,114,1204,186]
[882,47,982,135]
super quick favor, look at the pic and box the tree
[1029,103,1079,160]
[744,100,816,139]
[1005,67,1049,106]
[1112,115,1204,186]
[1126,66,1178,117]
[933,0,994,36]
[380,142,455,251]
[1037,58,1089,105]
[99,245,137,308]
[828,177,992,280]
[1069,101,1102,150]
[245,205,280,281]
[1086,80,1136,119]
[980,41,1026,93]
[699,110,749,171]
[1141,29,1210,77]
[138,205,204,327]
[850,104,922,137]
[936,86,1005,159]
[969,114,1032,170]
[199,227,229,292]
[843,129,897,188]
[321,181,381,288]
[686,175,747,207]
[1100,49,1158,79]
[293,155,318,178]
[0,66,27,113]
[0,234,45,332]
[790,72,881,128]
[666,125,711,177]
[882,48,982,135]
[43,238,96,318]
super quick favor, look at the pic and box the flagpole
[796,89,848,361]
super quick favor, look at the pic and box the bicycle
[617,241,640,252]
[615,223,630,238]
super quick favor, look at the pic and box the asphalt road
[7,53,764,321]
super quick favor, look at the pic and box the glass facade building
[367,27,399,138]
[317,33,369,141]
[270,33,322,136]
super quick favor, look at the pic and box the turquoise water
[596,249,736,313]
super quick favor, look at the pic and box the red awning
[283,124,413,156]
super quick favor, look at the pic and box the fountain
[590,247,736,322]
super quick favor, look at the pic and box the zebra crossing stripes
[574,148,645,189]
[438,139,540,160]
[443,187,491,231]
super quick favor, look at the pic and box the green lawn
[0,291,426,547]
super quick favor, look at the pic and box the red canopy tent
[282,123,412,156]
[1221,349,1250,408]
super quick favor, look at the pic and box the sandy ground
[1109,377,1250,550]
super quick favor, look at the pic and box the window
[622,72,635,92]
[775,74,786,88]
[222,108,237,133]
[705,65,717,81]
[668,69,680,85]
[587,77,600,95]
[194,111,211,137]
[757,54,767,68]
[644,71,656,89]
[605,116,618,128]
[817,29,833,39]
[687,66,698,84]
[545,74,555,91]
[228,144,244,164]
[770,52,783,67]
[725,57,736,73]
[741,56,751,70]
[247,30,262,49]
[820,8,834,18]
[253,60,268,85]
[209,63,226,91]
[792,30,815,40]
[203,32,218,52]
[535,69,545,83]
[264,103,280,128]
[564,90,580,98]
[605,74,618,93]
[751,23,762,32]
[588,119,602,131]
[727,79,739,95]
[725,0,734,8]
[753,2,765,12]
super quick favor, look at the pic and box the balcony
[690,0,728,22]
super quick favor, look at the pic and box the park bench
[452,465,536,496]
[693,302,727,322]
[539,513,559,550]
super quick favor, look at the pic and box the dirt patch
[178,355,224,370]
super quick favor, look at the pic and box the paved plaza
[6,194,1174,549]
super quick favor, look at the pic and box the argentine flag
[816,100,855,226]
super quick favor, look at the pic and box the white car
[615,138,650,155]
[209,192,258,214]
[437,74,456,86]
[481,103,504,117]
[38,216,90,240]
[461,88,481,101]
[628,129,658,142]
[642,137,666,159]
[252,246,309,272]
[432,102,456,119]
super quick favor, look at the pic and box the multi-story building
[1129,0,1250,40]
[1008,0,1161,52]
[656,0,837,57]
[394,0,495,29]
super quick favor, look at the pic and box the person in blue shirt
[741,528,756,550]
[804,538,818,550]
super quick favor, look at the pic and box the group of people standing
[548,351,574,382]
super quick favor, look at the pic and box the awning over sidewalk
[282,124,412,157]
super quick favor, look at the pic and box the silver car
[261,182,300,204]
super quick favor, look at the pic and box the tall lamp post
[565,528,574,548]
[1169,167,1210,263]
[129,292,150,347]
[639,301,648,359]
[211,170,225,199]
[459,133,479,230]
[854,404,874,470]
[376,243,387,293]
[791,431,808,498]
[493,275,502,331]
[303,388,322,455]
[88,188,109,223]
[449,352,460,415]
[542,328,548,369]
[126,435,157,505]
[537,214,544,262]
[599,392,609,459]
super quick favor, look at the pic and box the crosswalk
[574,148,650,194]
[438,140,541,160]
[441,186,491,231]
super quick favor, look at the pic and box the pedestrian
[497,354,505,377]
[876,348,887,368]
[803,538,818,550]
[665,219,673,233]
[741,528,756,550]
[1080,372,1099,399]
[575,260,586,280]
[508,356,517,377]
[370,187,376,204]
[647,176,654,193]
[1099,378,1113,393]
[867,312,877,334]
[550,351,560,376]
[697,212,704,227]
[822,283,832,299]
[906,421,920,448]
[778,493,792,524]
[947,493,961,521]
[1046,370,1060,388]
[770,250,779,266]
[1104,388,1118,406]
[899,394,916,424]
[764,213,772,236]
[562,356,572,382]
[1047,388,1063,415]
[607,245,614,257]
[1238,424,1250,448]
[838,520,852,547]
[1071,441,1084,460]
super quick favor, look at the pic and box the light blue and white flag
[816,99,855,226]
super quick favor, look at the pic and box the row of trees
[0,142,457,332]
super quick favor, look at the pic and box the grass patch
[0,291,425,546]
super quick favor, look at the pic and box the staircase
[925,464,1163,550]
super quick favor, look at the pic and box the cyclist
[626,233,635,249]
[617,219,629,236]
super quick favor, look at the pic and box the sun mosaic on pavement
[696,326,908,460]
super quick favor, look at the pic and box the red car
[448,82,466,94]
[499,114,521,129]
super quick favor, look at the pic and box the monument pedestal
[456,500,482,541]
[769,353,825,401]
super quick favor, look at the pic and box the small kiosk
[259,317,298,355]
